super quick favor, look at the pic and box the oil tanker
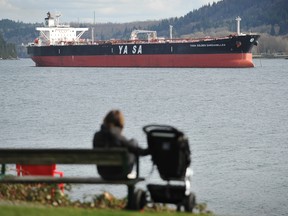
[27,13,260,68]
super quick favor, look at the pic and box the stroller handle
[143,124,182,135]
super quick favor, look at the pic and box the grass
[0,184,213,215]
[0,205,211,216]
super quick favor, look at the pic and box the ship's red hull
[32,53,254,68]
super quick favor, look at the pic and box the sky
[0,0,220,24]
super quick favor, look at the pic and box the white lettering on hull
[118,45,142,54]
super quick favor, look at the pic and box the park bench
[0,148,145,210]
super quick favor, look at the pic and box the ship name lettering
[132,45,142,54]
[119,45,142,54]
[118,45,128,54]
[191,43,226,48]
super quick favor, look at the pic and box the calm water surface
[0,58,287,216]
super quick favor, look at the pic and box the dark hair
[103,110,125,129]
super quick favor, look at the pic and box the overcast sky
[0,0,220,23]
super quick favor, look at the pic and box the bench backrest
[0,148,129,166]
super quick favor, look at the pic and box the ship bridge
[35,12,88,46]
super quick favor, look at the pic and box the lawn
[0,205,211,216]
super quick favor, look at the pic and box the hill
[0,32,17,59]
[152,0,288,37]
[0,19,39,57]
[0,0,287,57]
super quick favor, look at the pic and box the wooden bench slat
[0,148,128,166]
[0,176,144,185]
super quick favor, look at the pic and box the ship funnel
[236,16,241,35]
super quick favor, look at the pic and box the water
[1,58,288,216]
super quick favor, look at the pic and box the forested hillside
[0,0,287,57]
[0,33,17,59]
[152,0,288,37]
[0,19,39,57]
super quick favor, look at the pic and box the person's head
[103,110,125,131]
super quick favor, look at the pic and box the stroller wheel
[132,189,147,210]
[184,193,196,212]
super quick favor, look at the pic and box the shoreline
[253,54,288,59]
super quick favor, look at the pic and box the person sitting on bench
[93,109,149,180]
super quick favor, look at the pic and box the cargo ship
[27,13,260,68]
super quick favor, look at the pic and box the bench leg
[1,164,6,175]
[126,185,135,210]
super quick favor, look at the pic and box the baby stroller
[143,125,196,212]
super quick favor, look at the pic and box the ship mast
[169,25,173,40]
[236,16,241,35]
[91,11,95,43]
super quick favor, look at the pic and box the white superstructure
[34,12,88,46]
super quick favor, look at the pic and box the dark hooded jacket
[93,125,149,180]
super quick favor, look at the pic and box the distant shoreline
[0,57,19,60]
[253,54,288,59]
